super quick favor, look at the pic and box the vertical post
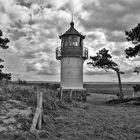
[30,91,43,132]
[83,90,87,102]
[74,91,76,101]
[60,87,63,101]
[70,89,73,102]
[132,91,135,98]
[116,70,124,99]
[37,92,43,130]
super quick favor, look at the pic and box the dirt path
[87,93,114,105]
[53,93,140,140]
[1,92,140,140]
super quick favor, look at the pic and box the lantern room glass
[61,36,81,47]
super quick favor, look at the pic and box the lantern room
[56,21,88,60]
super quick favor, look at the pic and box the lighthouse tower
[56,20,88,100]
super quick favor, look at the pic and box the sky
[0,0,140,82]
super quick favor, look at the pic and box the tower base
[57,88,87,102]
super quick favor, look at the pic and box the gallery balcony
[56,46,88,60]
[82,47,88,60]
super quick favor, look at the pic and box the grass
[0,83,59,140]
[0,82,140,140]
[84,83,135,96]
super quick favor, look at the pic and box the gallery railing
[56,47,88,60]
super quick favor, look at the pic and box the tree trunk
[116,70,124,100]
[60,87,63,101]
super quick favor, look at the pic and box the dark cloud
[105,30,126,42]
[17,0,32,8]
[22,0,49,6]
[14,20,23,29]
[79,0,140,32]
[111,49,123,57]
[28,18,36,25]
[87,32,102,41]
[7,28,26,41]
[21,51,38,59]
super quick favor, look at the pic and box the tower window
[69,36,80,46]
[61,36,80,47]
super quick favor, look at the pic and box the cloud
[105,30,126,42]
[7,28,27,41]
[112,49,123,57]
[26,58,59,76]
[17,0,32,8]
[79,0,140,32]
[85,69,114,76]
[21,51,38,59]
[26,62,41,72]
[0,0,140,81]
[37,65,58,75]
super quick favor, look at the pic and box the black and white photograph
[0,0,140,139]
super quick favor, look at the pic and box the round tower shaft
[56,21,88,90]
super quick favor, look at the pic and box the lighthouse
[56,20,88,100]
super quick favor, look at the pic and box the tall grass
[84,83,134,96]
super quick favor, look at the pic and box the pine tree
[88,48,124,99]
[0,30,11,81]
[125,23,140,73]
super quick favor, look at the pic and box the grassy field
[13,81,137,96]
[84,82,138,97]
[1,82,140,140]
[53,93,140,140]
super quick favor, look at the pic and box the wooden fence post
[70,89,73,102]
[30,91,43,132]
[60,87,63,101]
[37,92,43,130]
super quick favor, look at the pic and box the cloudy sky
[0,0,140,82]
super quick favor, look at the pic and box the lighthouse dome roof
[59,21,85,39]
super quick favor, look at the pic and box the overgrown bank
[1,84,140,140]
[0,83,89,140]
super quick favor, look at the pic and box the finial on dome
[70,12,74,27]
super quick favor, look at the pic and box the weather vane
[70,12,74,26]
[71,12,74,22]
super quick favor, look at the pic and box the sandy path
[87,93,114,105]
[54,93,140,140]
[86,93,140,140]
